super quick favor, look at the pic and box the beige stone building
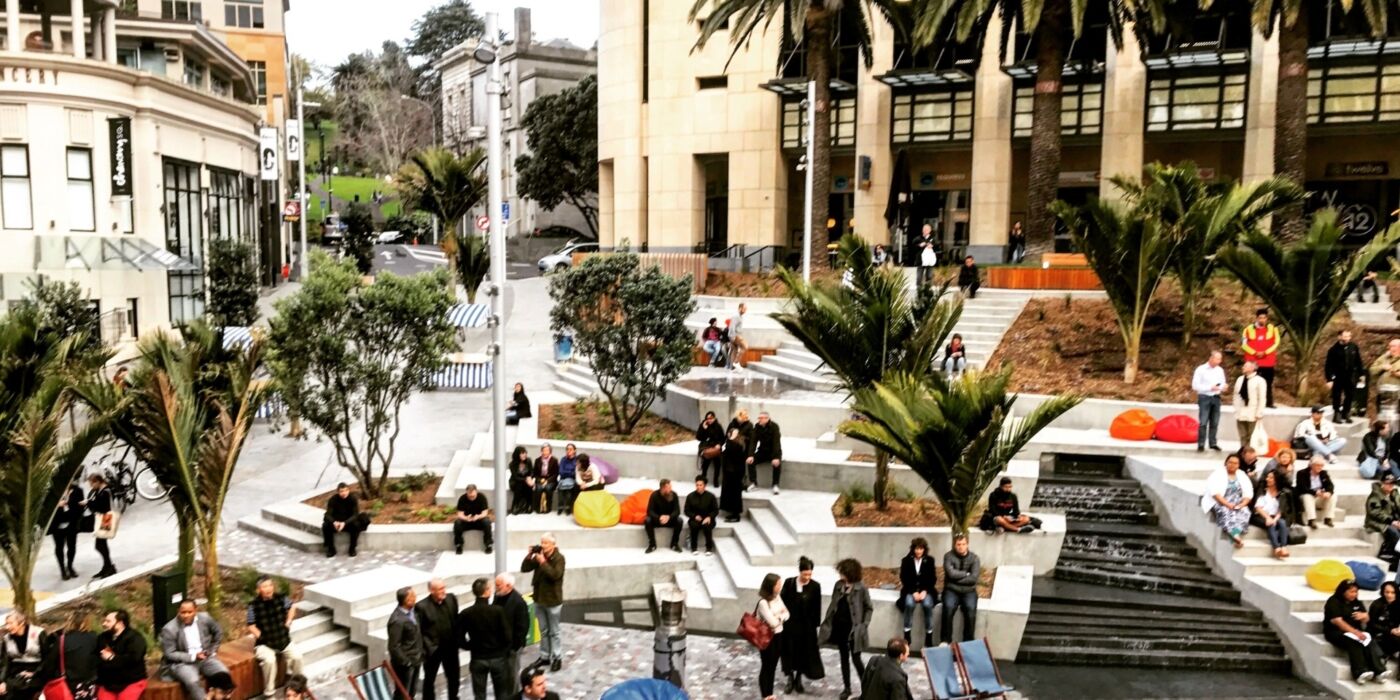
[598,2,1400,261]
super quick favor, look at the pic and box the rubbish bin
[150,569,188,631]
[554,333,574,363]
[652,584,686,689]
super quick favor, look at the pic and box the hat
[1311,406,1325,414]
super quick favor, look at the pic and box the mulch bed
[303,475,453,524]
[834,497,987,529]
[989,278,1396,405]
[865,566,996,599]
[704,270,844,297]
[538,401,694,446]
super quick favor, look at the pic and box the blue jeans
[901,593,935,634]
[942,357,967,375]
[702,340,722,364]
[1261,516,1290,548]
[536,603,563,661]
[1197,395,1221,447]
[941,589,977,643]
[1305,436,1348,459]
[1361,457,1400,480]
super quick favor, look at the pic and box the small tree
[455,233,490,303]
[207,237,261,327]
[548,252,695,434]
[396,147,487,269]
[1219,211,1400,403]
[841,370,1080,534]
[515,75,599,237]
[342,202,377,275]
[1052,198,1180,383]
[21,279,104,361]
[268,253,456,497]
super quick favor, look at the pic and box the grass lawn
[302,119,339,168]
[308,174,401,222]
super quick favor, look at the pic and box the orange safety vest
[1241,323,1281,367]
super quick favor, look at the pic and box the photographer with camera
[520,534,566,673]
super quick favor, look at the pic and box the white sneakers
[772,486,780,495]
[1359,671,1376,684]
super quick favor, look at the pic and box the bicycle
[94,447,170,512]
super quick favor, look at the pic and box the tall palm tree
[912,1,1149,257]
[1218,211,1400,403]
[0,307,109,617]
[395,147,488,276]
[841,370,1080,534]
[692,0,902,271]
[773,234,962,508]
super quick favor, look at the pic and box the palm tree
[81,323,270,615]
[692,0,902,271]
[0,307,110,617]
[455,232,490,303]
[1113,162,1302,344]
[1218,211,1400,403]
[912,1,1148,256]
[841,370,1080,534]
[773,234,962,509]
[1051,196,1180,383]
[395,147,488,277]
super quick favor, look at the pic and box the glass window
[1309,63,1400,124]
[67,148,95,232]
[891,91,974,143]
[1013,81,1103,138]
[1,145,32,229]
[1145,72,1247,132]
[781,98,857,149]
[164,159,205,323]
[248,60,266,100]
[161,1,202,21]
[225,0,265,29]
[125,298,138,339]
[209,168,244,240]
[183,60,204,89]
[210,74,230,97]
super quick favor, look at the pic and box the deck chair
[955,638,1014,698]
[349,661,412,700]
[924,645,976,700]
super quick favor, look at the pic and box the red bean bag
[619,489,652,525]
[1153,414,1200,443]
[1265,438,1287,458]
[1109,409,1156,441]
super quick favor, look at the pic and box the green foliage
[207,237,261,328]
[406,0,485,64]
[396,148,488,268]
[15,279,105,362]
[390,471,436,494]
[455,233,490,303]
[515,76,599,237]
[234,566,291,602]
[548,251,696,435]
[1218,211,1400,402]
[342,202,377,275]
[385,211,434,243]
[841,483,875,504]
[267,252,456,497]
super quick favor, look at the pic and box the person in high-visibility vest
[1241,308,1282,408]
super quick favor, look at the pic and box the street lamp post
[297,85,321,282]
[802,79,815,283]
[479,12,509,577]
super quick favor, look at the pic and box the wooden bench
[987,253,1101,290]
[1041,253,1089,268]
[143,637,285,700]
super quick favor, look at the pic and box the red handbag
[738,603,773,651]
[701,445,722,460]
[43,633,74,700]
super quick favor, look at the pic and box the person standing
[820,559,871,700]
[898,538,937,648]
[1233,361,1268,448]
[695,411,726,488]
[644,479,682,554]
[1006,221,1025,264]
[728,304,749,370]
[755,574,789,700]
[1192,351,1227,452]
[780,558,824,694]
[727,410,755,462]
[957,256,980,299]
[49,480,85,580]
[1326,329,1365,424]
[748,412,783,495]
[1241,309,1281,408]
[452,485,493,555]
[95,610,146,700]
[457,579,510,700]
[941,535,981,644]
[521,534,566,672]
[160,600,234,700]
[85,473,117,579]
[859,639,914,700]
[322,482,365,558]
[720,428,747,523]
[914,225,937,287]
[0,612,47,700]
[246,576,304,699]
[492,574,530,697]
[415,579,460,700]
[387,588,424,700]
[685,477,719,555]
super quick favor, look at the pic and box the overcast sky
[286,0,599,71]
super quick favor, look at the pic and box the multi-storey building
[598,1,1400,260]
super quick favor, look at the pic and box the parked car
[537,239,599,273]
[377,230,404,244]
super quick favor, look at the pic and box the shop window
[782,98,856,149]
[209,168,244,240]
[1308,63,1400,124]
[1013,82,1103,138]
[1146,72,1247,132]
[163,159,205,323]
[1,145,32,229]
[892,91,974,143]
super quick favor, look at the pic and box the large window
[1147,72,1247,132]
[782,98,856,149]
[225,0,264,29]
[161,1,202,21]
[164,159,205,324]
[1,145,32,229]
[209,168,244,240]
[67,148,94,232]
[183,60,205,89]
[1308,63,1400,124]
[892,91,974,143]
[1013,82,1103,138]
[248,60,266,101]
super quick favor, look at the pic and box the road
[369,243,544,280]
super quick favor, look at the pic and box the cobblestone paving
[220,529,442,579]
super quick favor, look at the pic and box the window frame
[163,158,206,324]
[248,60,267,101]
[161,0,203,22]
[782,97,858,149]
[890,90,975,144]
[1,144,33,230]
[225,0,265,29]
[1013,80,1104,138]
[66,147,95,232]
[1308,61,1400,125]
[1145,70,1249,133]
[208,167,244,241]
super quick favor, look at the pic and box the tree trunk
[176,524,196,581]
[288,414,304,438]
[1273,12,1309,242]
[442,220,460,275]
[1181,288,1197,346]
[201,533,223,617]
[1024,6,1069,259]
[11,548,34,618]
[874,449,890,511]
[1123,336,1140,384]
[806,11,833,272]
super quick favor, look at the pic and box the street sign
[502,202,510,221]
[282,200,301,223]
[476,215,490,232]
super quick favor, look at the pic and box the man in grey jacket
[160,600,235,700]
[388,587,425,700]
[940,534,981,644]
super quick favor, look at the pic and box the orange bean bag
[1153,414,1199,444]
[619,489,653,525]
[1109,409,1156,441]
[1265,438,1288,458]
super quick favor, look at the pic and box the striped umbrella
[447,303,489,328]
[221,326,254,349]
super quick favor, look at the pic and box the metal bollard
[652,583,687,689]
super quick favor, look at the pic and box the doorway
[700,155,729,254]
[908,189,971,262]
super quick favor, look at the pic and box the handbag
[1288,524,1309,546]
[42,634,74,700]
[94,511,120,540]
[701,445,722,460]
[1249,423,1269,455]
[78,510,95,534]
[738,603,773,651]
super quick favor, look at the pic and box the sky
[286,0,599,72]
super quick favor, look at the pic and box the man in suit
[517,667,560,700]
[492,574,530,697]
[388,587,425,700]
[160,600,234,700]
[414,579,459,700]
[458,578,510,700]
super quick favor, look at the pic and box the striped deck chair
[956,638,1014,698]
[349,662,411,700]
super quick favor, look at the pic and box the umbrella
[221,326,254,350]
[447,303,489,328]
[599,679,689,700]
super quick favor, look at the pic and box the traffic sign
[475,215,490,232]
[282,200,301,223]
[502,202,510,221]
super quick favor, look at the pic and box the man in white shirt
[160,600,233,700]
[1296,406,1348,464]
[1192,351,1227,452]
[915,224,937,287]
[727,303,748,371]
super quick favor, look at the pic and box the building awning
[876,66,976,89]
[1003,59,1104,81]
[447,303,489,328]
[221,326,255,349]
[1142,48,1249,72]
[1310,39,1400,61]
[761,77,857,97]
[35,235,199,272]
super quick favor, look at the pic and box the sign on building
[285,118,301,162]
[259,127,279,181]
[107,117,132,197]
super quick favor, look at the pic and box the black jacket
[987,489,1020,518]
[647,491,680,521]
[492,589,530,651]
[898,554,937,598]
[1296,469,1335,497]
[727,418,754,448]
[695,420,725,450]
[945,342,968,363]
[859,655,913,700]
[684,490,719,520]
[1326,341,1365,383]
[386,607,424,667]
[509,390,531,419]
[457,598,510,660]
[958,264,979,287]
[95,628,146,692]
[48,484,85,535]
[414,593,460,658]
[1363,431,1389,461]
[324,493,359,525]
[750,420,783,462]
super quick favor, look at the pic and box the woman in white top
[575,455,605,492]
[1201,454,1254,549]
[1252,470,1291,559]
[756,573,789,700]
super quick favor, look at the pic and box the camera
[530,545,543,555]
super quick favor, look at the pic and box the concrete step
[749,507,797,551]
[730,518,773,562]
[762,352,830,375]
[1020,629,1286,656]
[672,568,712,610]
[1016,644,1289,672]
[238,515,320,551]
[302,646,367,686]
[290,610,336,641]
[1052,565,1241,602]
[298,629,354,666]
[747,360,842,392]
[1236,555,1390,577]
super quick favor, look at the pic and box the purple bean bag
[592,457,619,484]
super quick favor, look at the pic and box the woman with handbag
[84,474,117,579]
[820,558,872,700]
[695,412,725,487]
[754,574,789,700]
[49,481,86,580]
[42,614,98,700]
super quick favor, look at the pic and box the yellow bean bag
[573,490,621,528]
[1306,559,1354,593]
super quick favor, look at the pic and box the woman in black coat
[720,428,746,523]
[507,446,533,515]
[84,474,116,579]
[780,557,824,693]
[506,383,531,425]
[49,482,85,580]
[44,615,97,700]
[821,558,873,700]
[695,411,726,487]
[1371,581,1400,659]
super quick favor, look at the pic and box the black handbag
[78,510,95,534]
[1288,524,1309,545]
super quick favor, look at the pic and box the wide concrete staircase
[1019,458,1290,671]
[1348,283,1399,328]
[290,601,368,686]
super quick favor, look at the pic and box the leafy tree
[515,76,599,238]
[548,252,696,434]
[773,235,962,509]
[0,306,109,617]
[207,237,261,328]
[396,147,488,271]
[1052,197,1179,384]
[406,0,486,103]
[268,253,456,497]
[841,370,1080,534]
[79,323,269,615]
[456,233,490,303]
[385,211,435,244]
[17,279,104,361]
[1218,211,1400,402]
[693,1,904,271]
[342,202,377,275]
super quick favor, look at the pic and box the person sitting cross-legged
[684,477,718,555]
[321,482,365,558]
[644,479,683,554]
[1361,421,1400,481]
[452,484,493,555]
[979,477,1035,534]
[1296,406,1348,464]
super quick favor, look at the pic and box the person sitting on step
[978,477,1036,534]
[452,484,493,555]
[1250,470,1292,560]
[1295,406,1347,464]
[508,446,534,515]
[897,538,937,649]
[1258,448,1299,510]
[575,455,605,492]
[1325,579,1394,684]
[1235,446,1260,476]
[1361,421,1400,481]
[532,444,560,513]
[1370,582,1400,661]
[1296,455,1337,530]
[1367,475,1400,570]
[643,479,682,554]
[555,444,580,515]
[1203,453,1253,549]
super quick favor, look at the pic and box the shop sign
[0,65,59,85]
[1325,161,1389,178]
[259,127,279,181]
[107,117,132,197]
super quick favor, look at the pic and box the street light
[296,87,322,282]
[482,12,509,577]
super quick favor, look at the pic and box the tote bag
[94,511,120,540]
[737,603,773,651]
